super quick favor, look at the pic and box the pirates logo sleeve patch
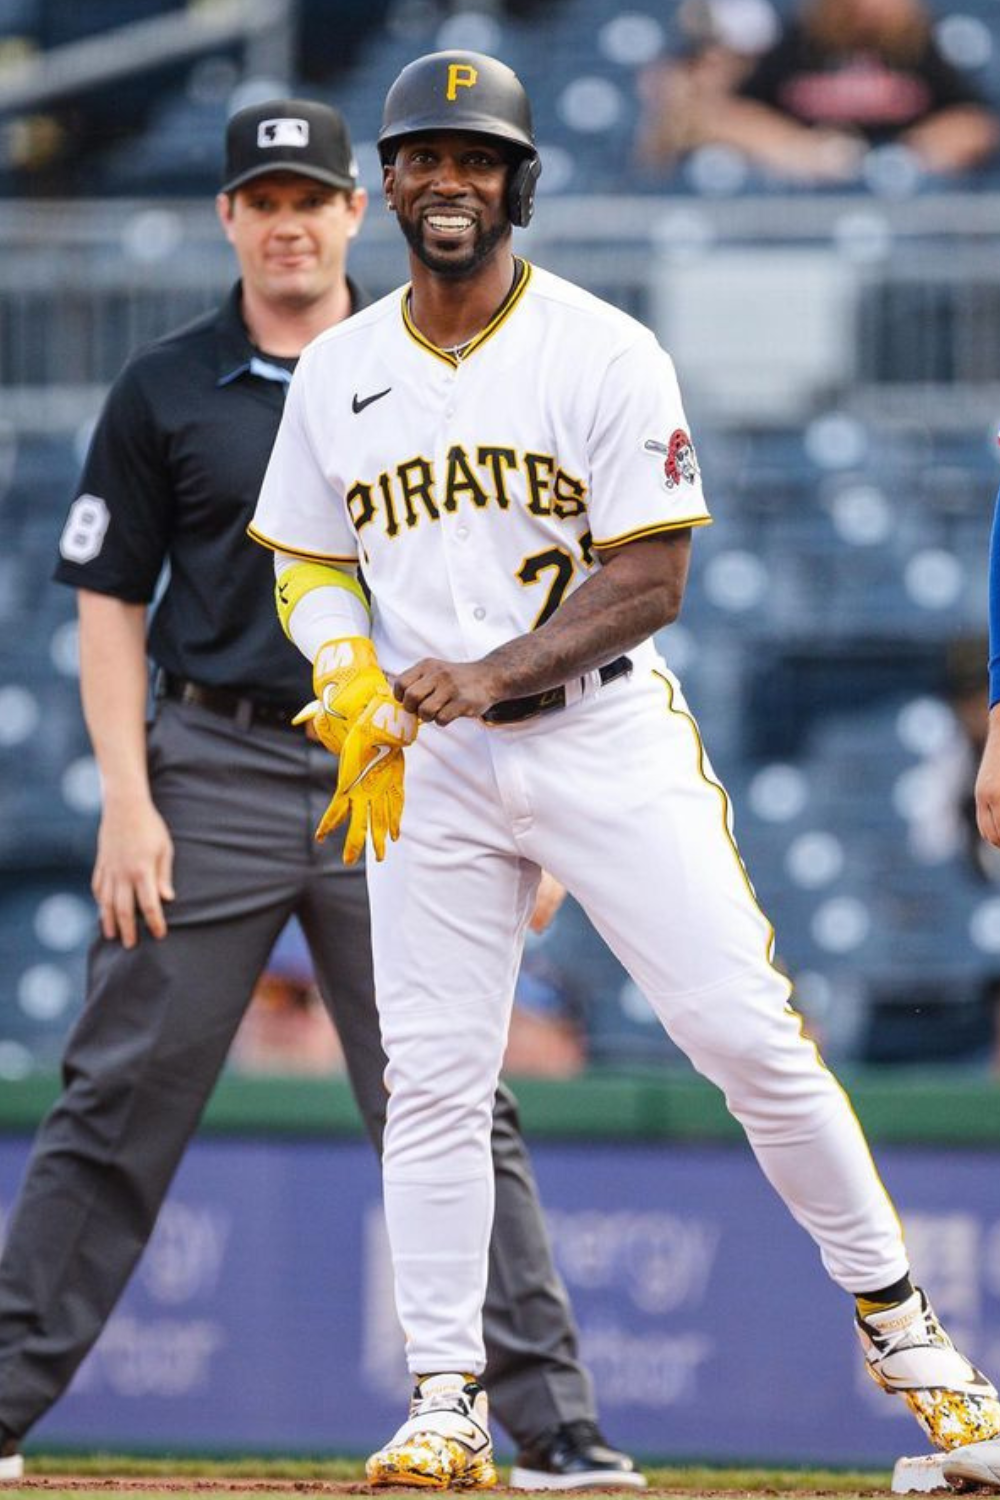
[643,429,700,490]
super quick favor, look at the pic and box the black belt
[481,655,632,726]
[156,673,301,731]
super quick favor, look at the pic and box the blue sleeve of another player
[989,485,1000,708]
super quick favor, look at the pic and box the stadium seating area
[3,0,1000,197]
[521,414,1000,1068]
[1,0,999,1072]
[4,413,996,1070]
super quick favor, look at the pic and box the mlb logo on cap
[222,97,357,193]
[258,118,309,149]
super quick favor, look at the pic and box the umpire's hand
[92,793,175,948]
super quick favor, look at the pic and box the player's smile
[424,209,477,237]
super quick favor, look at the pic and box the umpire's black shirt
[54,279,368,706]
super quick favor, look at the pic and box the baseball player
[939,485,1000,1495]
[0,97,641,1491]
[251,52,1000,1489]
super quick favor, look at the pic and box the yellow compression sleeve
[275,561,369,640]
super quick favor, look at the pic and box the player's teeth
[427,216,472,231]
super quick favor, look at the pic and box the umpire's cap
[222,98,358,194]
[378,52,540,225]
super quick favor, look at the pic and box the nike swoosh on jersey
[352,387,392,414]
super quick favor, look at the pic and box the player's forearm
[988,488,1000,711]
[480,531,690,700]
[77,590,152,804]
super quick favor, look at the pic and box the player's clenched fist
[316,693,418,863]
[293,637,394,756]
[394,658,501,724]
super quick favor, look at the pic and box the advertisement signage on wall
[1,1137,996,1465]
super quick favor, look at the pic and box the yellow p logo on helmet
[446,63,478,101]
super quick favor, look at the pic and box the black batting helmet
[378,51,542,227]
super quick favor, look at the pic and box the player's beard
[399,212,511,279]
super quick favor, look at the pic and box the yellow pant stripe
[652,668,903,1251]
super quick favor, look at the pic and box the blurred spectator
[230,919,345,1076]
[234,885,587,1080]
[505,875,586,1078]
[504,961,586,1078]
[634,0,779,171]
[637,0,1000,186]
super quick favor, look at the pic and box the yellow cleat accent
[889,1386,1000,1453]
[857,1288,1000,1452]
[365,1435,497,1489]
[367,1379,496,1490]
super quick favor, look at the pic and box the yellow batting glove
[292,637,389,756]
[315,692,418,863]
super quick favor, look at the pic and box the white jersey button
[473,607,486,620]
[456,525,470,540]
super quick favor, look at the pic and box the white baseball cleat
[366,1374,497,1489]
[857,1289,1000,1451]
[0,1451,23,1482]
[942,1438,1000,1490]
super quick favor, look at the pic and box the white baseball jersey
[251,261,710,677]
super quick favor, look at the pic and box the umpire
[0,99,641,1491]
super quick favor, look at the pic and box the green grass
[15,1455,363,1478]
[1,1456,896,1496]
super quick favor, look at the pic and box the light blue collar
[217,355,294,388]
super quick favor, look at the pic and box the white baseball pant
[367,660,908,1375]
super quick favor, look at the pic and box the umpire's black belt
[156,672,301,731]
[481,654,632,726]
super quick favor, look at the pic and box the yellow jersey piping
[592,515,712,549]
[246,521,358,566]
[401,259,533,368]
[651,666,904,1241]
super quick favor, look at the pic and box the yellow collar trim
[401,259,532,368]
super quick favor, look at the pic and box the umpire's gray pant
[0,699,594,1447]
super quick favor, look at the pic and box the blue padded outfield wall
[1,1136,999,1467]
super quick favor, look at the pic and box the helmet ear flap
[508,154,541,227]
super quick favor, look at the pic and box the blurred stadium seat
[0,869,92,1074]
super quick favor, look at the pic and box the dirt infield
[5,1484,364,1493]
[1,1460,926,1500]
[0,1483,909,1498]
